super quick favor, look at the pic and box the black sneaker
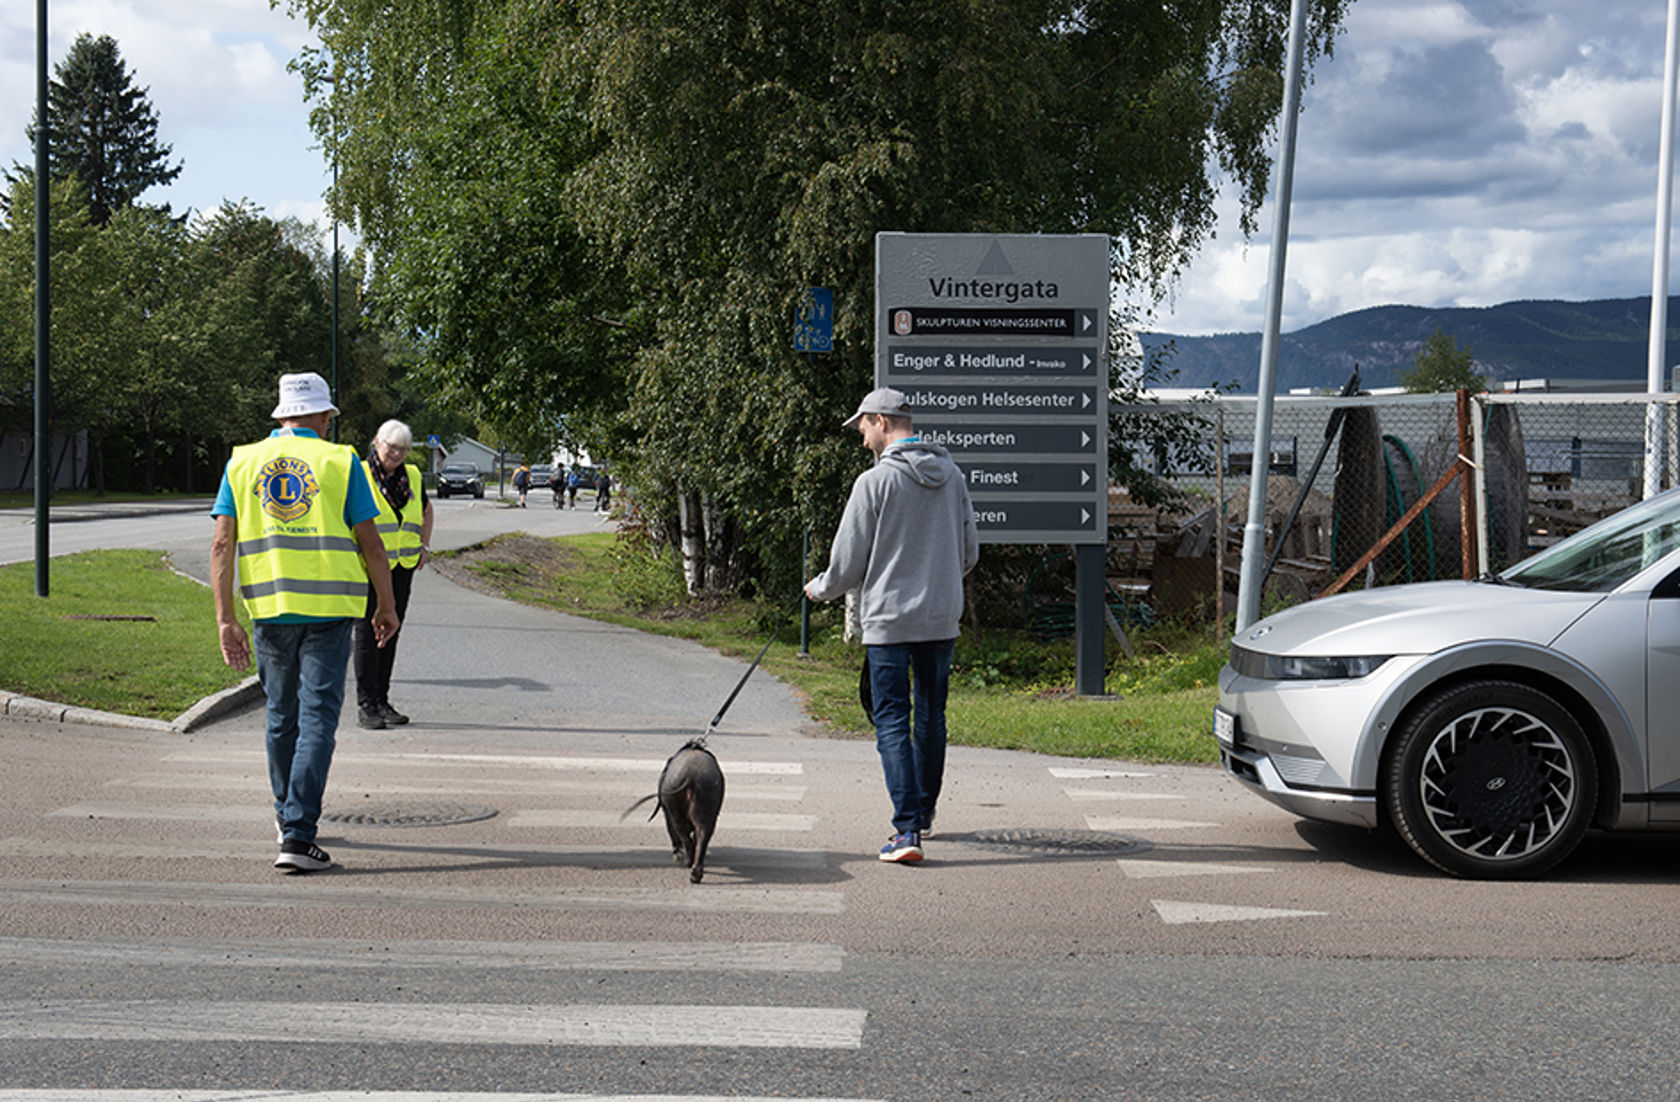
[380,703,410,726]
[274,838,333,872]
[357,708,386,730]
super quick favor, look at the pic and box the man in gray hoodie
[805,386,980,863]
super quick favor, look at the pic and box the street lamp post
[325,74,340,441]
[34,0,50,597]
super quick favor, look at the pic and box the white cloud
[1152,0,1680,336]
[1,2,326,223]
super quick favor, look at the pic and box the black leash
[703,625,780,740]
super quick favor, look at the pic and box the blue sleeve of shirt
[211,467,236,517]
[343,459,379,529]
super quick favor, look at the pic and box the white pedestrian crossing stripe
[1,1092,884,1101]
[0,879,845,915]
[1116,859,1267,879]
[1084,815,1218,831]
[510,809,815,832]
[1048,767,1155,779]
[0,1000,868,1049]
[0,936,846,973]
[1151,900,1325,924]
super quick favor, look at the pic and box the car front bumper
[1216,655,1426,830]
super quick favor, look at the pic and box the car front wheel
[1383,679,1596,879]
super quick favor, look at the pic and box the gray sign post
[875,233,1111,694]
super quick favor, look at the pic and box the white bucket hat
[271,372,340,419]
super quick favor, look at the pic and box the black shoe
[357,708,386,730]
[274,838,334,872]
[380,703,409,726]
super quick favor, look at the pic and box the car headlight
[1230,646,1391,681]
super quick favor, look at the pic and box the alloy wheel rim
[1418,706,1577,862]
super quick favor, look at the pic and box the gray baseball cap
[843,386,912,427]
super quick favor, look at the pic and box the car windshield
[443,465,474,475]
[1501,490,1680,592]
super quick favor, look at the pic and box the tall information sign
[875,233,1109,545]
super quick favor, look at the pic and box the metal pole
[330,148,340,442]
[1236,0,1310,633]
[33,0,50,597]
[799,529,811,657]
[1647,0,1680,499]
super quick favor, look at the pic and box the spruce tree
[28,33,181,226]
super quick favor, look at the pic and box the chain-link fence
[1111,391,1680,619]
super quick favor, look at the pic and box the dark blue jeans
[255,618,352,843]
[866,639,956,834]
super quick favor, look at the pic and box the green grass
[441,531,1222,763]
[0,550,250,719]
[0,489,206,510]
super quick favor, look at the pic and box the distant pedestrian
[512,463,530,508]
[553,468,567,509]
[211,372,398,874]
[567,470,580,508]
[804,386,978,864]
[595,472,612,512]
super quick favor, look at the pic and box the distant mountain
[1139,297,1680,392]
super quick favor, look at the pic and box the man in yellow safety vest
[211,372,399,873]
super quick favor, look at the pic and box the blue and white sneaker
[879,831,923,863]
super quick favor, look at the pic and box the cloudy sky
[0,1,328,232]
[3,1,1679,338]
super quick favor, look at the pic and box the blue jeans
[867,639,955,834]
[255,618,352,843]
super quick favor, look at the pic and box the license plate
[1213,707,1237,749]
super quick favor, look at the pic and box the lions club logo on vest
[258,457,320,523]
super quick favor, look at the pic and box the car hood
[1232,580,1604,657]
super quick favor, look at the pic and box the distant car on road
[1217,488,1680,879]
[529,463,557,489]
[436,462,484,499]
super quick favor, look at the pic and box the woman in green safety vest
[353,419,434,730]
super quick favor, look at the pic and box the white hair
[375,420,413,449]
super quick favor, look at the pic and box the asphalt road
[5,496,1680,1100]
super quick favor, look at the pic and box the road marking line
[106,776,811,801]
[0,838,829,870]
[50,804,267,823]
[0,1000,868,1049]
[0,880,846,915]
[1049,767,1155,779]
[1061,790,1183,801]
[1151,900,1325,924]
[509,810,815,832]
[1084,815,1218,831]
[0,1091,884,1101]
[1116,859,1267,879]
[0,936,845,973]
[162,751,806,775]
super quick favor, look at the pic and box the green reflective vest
[363,459,424,569]
[227,433,368,620]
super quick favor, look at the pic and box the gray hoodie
[806,437,980,645]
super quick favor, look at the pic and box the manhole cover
[958,828,1151,856]
[321,801,498,828]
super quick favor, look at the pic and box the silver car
[1217,488,1680,879]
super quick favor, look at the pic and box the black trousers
[352,564,415,711]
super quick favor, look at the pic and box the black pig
[625,739,725,883]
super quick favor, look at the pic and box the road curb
[0,675,262,734]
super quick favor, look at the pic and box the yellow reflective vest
[363,459,424,569]
[227,432,369,620]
